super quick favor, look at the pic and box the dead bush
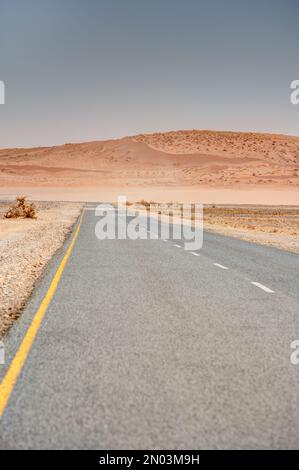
[137,199,151,209]
[4,196,37,219]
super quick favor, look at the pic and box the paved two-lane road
[0,206,299,449]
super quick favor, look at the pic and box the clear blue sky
[0,0,298,148]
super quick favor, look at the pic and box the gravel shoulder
[0,201,82,337]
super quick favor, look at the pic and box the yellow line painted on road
[0,212,84,418]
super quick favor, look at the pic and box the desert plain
[1,130,299,335]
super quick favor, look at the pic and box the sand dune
[0,130,298,204]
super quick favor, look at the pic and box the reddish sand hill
[0,130,299,204]
[134,130,299,185]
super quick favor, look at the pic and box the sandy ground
[203,206,299,253]
[0,201,82,337]
[0,130,299,205]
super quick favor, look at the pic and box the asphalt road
[0,206,299,449]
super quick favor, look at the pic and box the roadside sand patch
[203,206,299,253]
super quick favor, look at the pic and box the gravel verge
[0,201,82,337]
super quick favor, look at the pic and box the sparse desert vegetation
[202,205,299,253]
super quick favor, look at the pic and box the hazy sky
[0,0,298,148]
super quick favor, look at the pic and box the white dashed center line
[174,244,182,248]
[213,263,229,270]
[251,282,274,293]
[191,252,200,256]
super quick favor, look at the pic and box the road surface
[0,205,299,449]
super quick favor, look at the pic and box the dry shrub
[137,199,151,209]
[4,196,37,219]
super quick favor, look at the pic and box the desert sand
[0,130,299,205]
